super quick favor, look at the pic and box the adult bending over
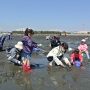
[47,42,71,69]
[7,41,23,66]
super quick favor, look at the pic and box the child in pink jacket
[70,49,83,67]
[78,39,90,59]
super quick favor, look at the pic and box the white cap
[81,39,86,42]
[15,41,23,50]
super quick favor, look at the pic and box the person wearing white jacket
[47,42,71,68]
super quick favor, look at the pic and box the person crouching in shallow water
[70,49,83,67]
[7,41,23,66]
[21,28,37,70]
[47,42,71,69]
[78,39,90,59]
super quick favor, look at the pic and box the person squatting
[47,42,71,69]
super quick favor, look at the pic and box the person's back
[22,33,37,54]
[7,41,23,66]
[47,45,65,57]
[0,35,6,51]
[47,42,71,68]
[21,28,37,70]
[8,48,21,60]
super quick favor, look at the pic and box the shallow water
[0,35,90,90]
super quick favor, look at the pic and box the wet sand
[0,35,90,90]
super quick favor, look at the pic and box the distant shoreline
[12,33,90,36]
[0,31,90,36]
[64,34,90,36]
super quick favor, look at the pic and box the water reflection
[47,66,89,90]
[0,64,33,90]
[10,65,33,90]
[0,35,90,90]
[18,73,33,90]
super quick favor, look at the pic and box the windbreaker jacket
[22,36,37,54]
[47,46,65,57]
[78,44,88,52]
[70,53,83,62]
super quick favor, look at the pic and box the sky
[0,0,90,32]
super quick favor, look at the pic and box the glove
[37,44,42,47]
[71,62,74,65]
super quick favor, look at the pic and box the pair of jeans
[21,52,31,61]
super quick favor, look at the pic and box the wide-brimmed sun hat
[15,41,23,50]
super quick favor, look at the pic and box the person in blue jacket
[0,35,7,51]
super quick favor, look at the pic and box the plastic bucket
[75,61,81,68]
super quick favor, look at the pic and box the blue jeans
[21,52,31,61]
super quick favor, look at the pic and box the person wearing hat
[7,41,23,65]
[78,39,90,59]
[47,42,71,69]
[70,49,83,67]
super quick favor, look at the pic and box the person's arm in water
[70,53,74,65]
[79,54,83,63]
[8,48,22,65]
